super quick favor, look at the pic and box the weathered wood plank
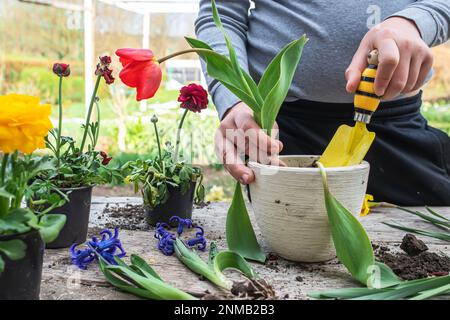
[40,198,450,300]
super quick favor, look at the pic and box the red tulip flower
[178,84,209,113]
[100,151,112,165]
[115,48,162,101]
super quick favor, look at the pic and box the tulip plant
[115,0,306,260]
[116,52,206,210]
[35,57,122,189]
[0,95,66,273]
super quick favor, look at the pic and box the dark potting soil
[101,203,150,231]
[375,234,450,280]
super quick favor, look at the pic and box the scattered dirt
[102,203,149,231]
[231,279,277,300]
[400,233,428,256]
[375,234,450,280]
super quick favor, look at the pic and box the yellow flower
[0,94,53,154]
[360,194,374,217]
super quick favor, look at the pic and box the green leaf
[397,207,450,229]
[0,239,26,260]
[98,257,166,300]
[410,282,450,300]
[107,264,196,300]
[174,239,230,290]
[317,163,399,287]
[0,208,33,234]
[0,256,4,273]
[383,222,450,242]
[353,275,450,300]
[213,250,257,279]
[0,187,15,199]
[426,206,450,222]
[308,287,390,299]
[37,214,66,243]
[226,183,266,263]
[260,36,308,133]
[185,37,261,113]
[130,254,162,281]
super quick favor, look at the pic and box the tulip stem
[56,76,63,166]
[1,153,8,186]
[80,75,102,153]
[153,120,163,170]
[174,109,189,163]
[157,48,225,64]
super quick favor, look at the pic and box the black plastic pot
[46,185,93,249]
[0,230,44,300]
[145,182,196,226]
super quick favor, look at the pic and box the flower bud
[151,115,159,123]
[53,63,71,77]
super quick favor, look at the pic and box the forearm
[195,0,250,119]
[389,0,450,46]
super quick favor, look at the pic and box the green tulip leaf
[226,183,266,263]
[260,36,307,134]
[213,250,256,279]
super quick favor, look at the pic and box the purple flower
[155,222,176,256]
[187,226,207,251]
[70,228,126,269]
[70,243,96,270]
[169,216,193,235]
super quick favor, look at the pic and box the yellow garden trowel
[320,49,381,167]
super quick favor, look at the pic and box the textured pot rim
[0,228,40,241]
[58,185,94,192]
[248,155,369,173]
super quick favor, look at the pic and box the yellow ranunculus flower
[0,94,53,154]
[360,194,377,217]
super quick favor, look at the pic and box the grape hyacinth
[155,217,208,255]
[169,216,193,235]
[155,223,176,256]
[70,228,126,269]
[187,226,207,251]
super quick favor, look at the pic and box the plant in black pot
[0,94,66,300]
[31,58,122,249]
[122,84,207,225]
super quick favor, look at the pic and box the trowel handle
[354,49,381,124]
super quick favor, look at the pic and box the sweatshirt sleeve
[195,0,251,119]
[388,0,450,47]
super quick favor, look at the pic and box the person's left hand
[345,17,433,100]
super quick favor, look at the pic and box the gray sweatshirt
[195,0,450,119]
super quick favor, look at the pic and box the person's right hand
[215,102,284,185]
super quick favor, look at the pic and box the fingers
[412,50,433,91]
[346,42,372,93]
[382,42,411,100]
[373,38,400,97]
[215,129,255,184]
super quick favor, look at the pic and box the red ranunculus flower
[100,151,112,165]
[178,84,209,113]
[95,56,115,85]
[53,63,71,77]
[115,48,162,101]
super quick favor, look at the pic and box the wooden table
[40,197,450,300]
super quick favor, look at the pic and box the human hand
[215,102,284,184]
[346,17,433,100]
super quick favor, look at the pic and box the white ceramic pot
[248,155,370,262]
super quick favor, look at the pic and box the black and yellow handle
[354,50,381,123]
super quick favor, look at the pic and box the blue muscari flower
[169,216,193,235]
[187,226,207,251]
[69,228,126,269]
[70,243,96,270]
[155,222,176,256]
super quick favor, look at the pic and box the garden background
[1,0,449,201]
